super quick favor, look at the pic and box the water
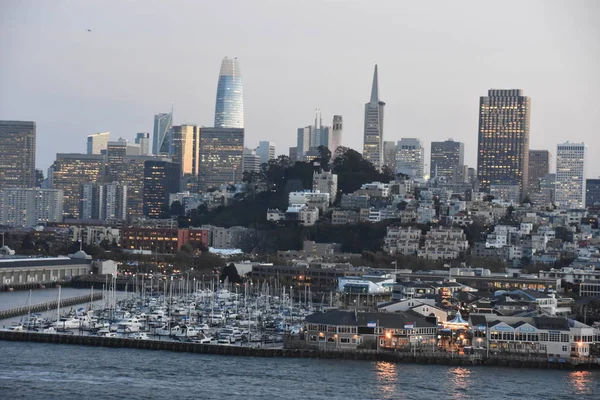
[0,341,598,400]
[0,288,95,310]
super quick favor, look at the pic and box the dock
[0,292,103,320]
[0,331,597,370]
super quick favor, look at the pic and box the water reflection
[448,367,471,399]
[568,371,593,395]
[375,361,398,399]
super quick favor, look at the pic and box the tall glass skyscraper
[153,112,173,155]
[214,57,244,128]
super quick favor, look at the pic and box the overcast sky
[1,0,599,177]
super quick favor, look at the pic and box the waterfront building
[430,139,464,182]
[586,178,600,208]
[396,138,424,179]
[383,141,397,172]
[0,120,36,191]
[86,132,110,155]
[362,65,385,169]
[152,111,173,155]
[477,89,530,198]
[170,125,200,177]
[528,150,550,192]
[198,127,244,190]
[51,154,105,219]
[143,160,180,218]
[312,171,338,204]
[214,57,244,129]
[135,133,150,155]
[555,142,586,209]
[0,255,92,288]
[0,188,63,227]
[256,141,276,164]
[243,148,261,173]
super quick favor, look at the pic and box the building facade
[383,141,397,172]
[331,115,343,155]
[170,125,200,177]
[312,171,338,204]
[0,188,63,227]
[586,179,600,208]
[214,57,244,129]
[243,148,261,173]
[396,138,425,179]
[430,139,464,182]
[555,142,586,209]
[135,132,150,155]
[528,150,550,192]
[362,65,385,170]
[86,132,110,155]
[143,160,181,218]
[256,141,275,164]
[152,111,173,155]
[199,127,244,190]
[0,120,36,191]
[477,89,530,198]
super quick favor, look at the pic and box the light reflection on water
[448,367,471,400]
[375,361,398,399]
[569,370,594,396]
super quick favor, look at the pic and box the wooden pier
[0,292,103,320]
[0,330,596,370]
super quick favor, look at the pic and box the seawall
[0,331,596,370]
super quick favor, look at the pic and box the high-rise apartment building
[135,133,150,155]
[243,148,261,173]
[396,138,424,179]
[87,132,110,155]
[586,179,600,208]
[52,154,105,218]
[100,181,127,221]
[79,182,100,220]
[143,161,181,218]
[527,150,550,191]
[362,65,385,169]
[0,188,63,227]
[476,89,530,197]
[555,142,586,209]
[312,171,338,204]
[152,112,173,155]
[214,57,244,129]
[430,139,464,182]
[256,141,276,165]
[171,125,200,177]
[331,115,343,156]
[0,120,36,190]
[199,128,244,190]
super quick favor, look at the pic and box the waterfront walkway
[0,293,103,320]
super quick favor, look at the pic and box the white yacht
[53,316,81,330]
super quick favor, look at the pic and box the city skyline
[1,1,599,177]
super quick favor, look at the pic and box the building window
[560,334,569,343]
[562,345,568,352]
[548,332,560,342]
[340,338,350,344]
[309,335,317,342]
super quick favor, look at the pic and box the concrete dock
[0,292,103,320]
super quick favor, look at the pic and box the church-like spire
[370,64,379,103]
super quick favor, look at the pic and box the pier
[0,330,597,370]
[0,292,103,320]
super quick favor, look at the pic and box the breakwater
[0,330,596,370]
[0,292,103,320]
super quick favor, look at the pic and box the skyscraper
[430,139,464,182]
[152,112,173,155]
[214,57,244,129]
[296,126,311,160]
[528,150,550,192]
[0,188,63,227]
[396,138,424,179]
[171,125,200,177]
[477,89,530,198]
[135,133,150,155]
[87,132,110,155]
[243,148,261,173]
[0,120,36,190]
[143,160,181,218]
[256,141,276,164]
[383,141,397,171]
[362,65,385,169]
[331,115,343,156]
[586,179,600,208]
[199,127,244,190]
[555,142,586,209]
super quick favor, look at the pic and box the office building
[79,182,100,220]
[396,138,424,179]
[51,154,105,218]
[243,148,261,173]
[0,120,36,190]
[135,133,150,155]
[171,125,200,176]
[383,141,397,172]
[86,132,110,155]
[256,141,276,165]
[476,89,530,197]
[528,150,550,192]
[555,142,586,209]
[297,126,311,160]
[289,147,298,162]
[199,127,244,190]
[331,115,343,156]
[214,57,244,129]
[152,111,173,155]
[0,188,63,227]
[586,179,600,208]
[143,160,181,218]
[362,65,385,169]
[430,139,464,182]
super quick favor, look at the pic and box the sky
[1,0,599,177]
